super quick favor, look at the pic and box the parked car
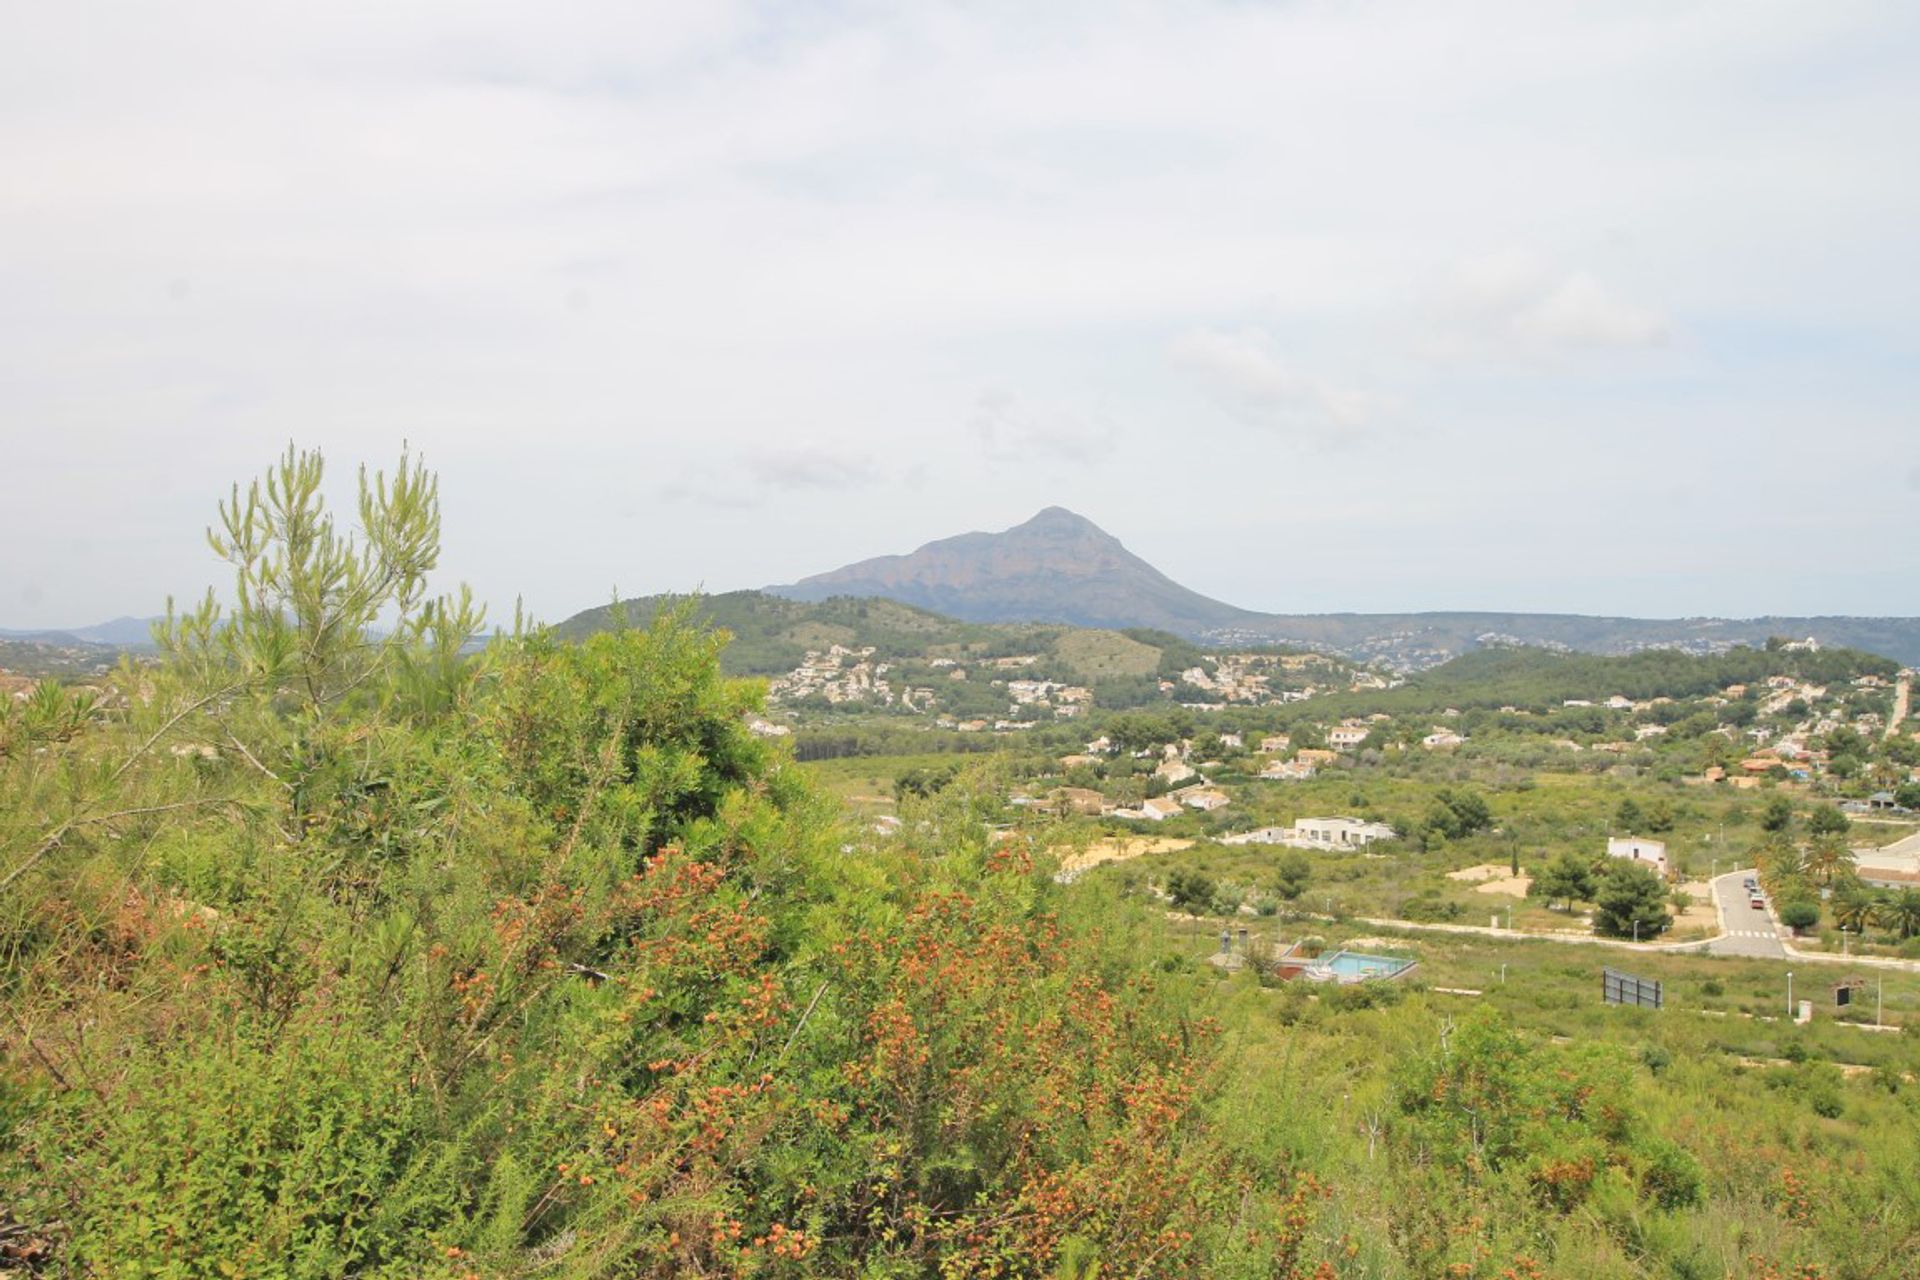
[1749,895,1767,910]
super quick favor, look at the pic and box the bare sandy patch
[1057,835,1194,876]
[1448,863,1531,897]
[1669,881,1719,932]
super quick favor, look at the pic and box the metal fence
[1603,967,1663,1009]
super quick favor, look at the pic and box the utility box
[1796,1000,1813,1025]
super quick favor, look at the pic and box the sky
[3,0,1917,629]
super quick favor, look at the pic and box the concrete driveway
[1708,870,1786,958]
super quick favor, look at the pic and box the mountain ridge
[763,508,1920,668]
[768,507,1256,635]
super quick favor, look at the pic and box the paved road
[1861,827,1920,871]
[1707,870,1787,958]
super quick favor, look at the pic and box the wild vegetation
[0,452,1323,1277]
[3,450,1916,1277]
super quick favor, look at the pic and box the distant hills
[0,616,160,649]
[764,508,1920,669]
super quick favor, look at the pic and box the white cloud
[1430,250,1670,357]
[745,448,882,492]
[970,389,1118,462]
[660,446,882,507]
[1170,329,1390,435]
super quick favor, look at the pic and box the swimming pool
[1311,950,1415,983]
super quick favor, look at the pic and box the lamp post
[1841,928,1850,958]
[1787,970,1795,1021]
[1633,919,1640,944]
[1877,978,1883,1028]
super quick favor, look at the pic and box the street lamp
[1787,970,1795,1021]
[1633,919,1640,944]
[1841,928,1850,958]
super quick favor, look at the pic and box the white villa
[1292,816,1397,848]
[1605,835,1670,877]
[1260,759,1317,781]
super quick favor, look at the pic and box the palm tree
[1831,884,1877,934]
[1874,888,1920,940]
[1755,837,1806,898]
[1805,834,1856,888]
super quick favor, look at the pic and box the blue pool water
[1317,950,1412,980]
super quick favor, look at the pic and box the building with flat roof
[1292,816,1396,848]
[1606,835,1669,877]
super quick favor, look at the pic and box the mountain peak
[1023,504,1092,525]
[767,510,1252,634]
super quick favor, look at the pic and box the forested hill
[1212,611,1920,670]
[1291,641,1899,721]
[555,590,1058,675]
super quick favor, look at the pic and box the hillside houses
[1327,724,1370,751]
[1260,759,1316,781]
[1174,785,1229,811]
[1153,758,1197,786]
[770,645,896,707]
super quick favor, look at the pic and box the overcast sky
[4,1,1917,629]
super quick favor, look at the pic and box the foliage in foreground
[0,450,1319,1278]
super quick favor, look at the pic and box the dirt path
[1888,671,1912,740]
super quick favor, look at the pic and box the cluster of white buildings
[769,644,943,712]
[1003,678,1093,718]
[1220,816,1397,849]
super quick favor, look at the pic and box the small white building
[1605,836,1669,877]
[1292,816,1397,848]
[1220,826,1292,846]
[1179,787,1230,812]
[1328,725,1370,751]
[1139,796,1184,822]
[1154,759,1197,786]
[1260,759,1316,781]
